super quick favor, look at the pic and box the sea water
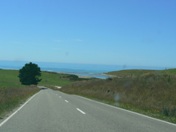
[0,61,165,79]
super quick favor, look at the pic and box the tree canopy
[18,62,42,85]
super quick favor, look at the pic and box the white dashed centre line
[77,108,86,115]
[65,100,69,103]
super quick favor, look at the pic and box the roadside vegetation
[60,69,176,123]
[0,70,39,117]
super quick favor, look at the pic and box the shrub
[18,62,41,85]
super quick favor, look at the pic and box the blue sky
[0,0,176,67]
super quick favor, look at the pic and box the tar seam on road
[76,108,86,115]
[0,91,40,128]
[77,95,176,126]
[65,100,69,103]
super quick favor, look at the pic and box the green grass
[0,70,26,88]
[39,71,88,88]
[107,69,159,78]
[60,69,176,123]
[39,71,71,87]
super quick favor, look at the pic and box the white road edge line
[77,95,176,126]
[77,108,86,115]
[65,100,69,103]
[0,91,40,127]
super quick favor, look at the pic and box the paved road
[0,88,176,132]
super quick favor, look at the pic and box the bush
[67,74,79,81]
[162,106,176,117]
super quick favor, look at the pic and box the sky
[0,0,176,67]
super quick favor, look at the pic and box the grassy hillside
[39,72,71,87]
[107,69,176,77]
[60,69,176,123]
[107,69,162,78]
[0,70,25,88]
[39,71,88,88]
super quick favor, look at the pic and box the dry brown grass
[0,86,39,116]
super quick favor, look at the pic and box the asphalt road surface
[0,88,176,132]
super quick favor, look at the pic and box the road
[0,88,176,132]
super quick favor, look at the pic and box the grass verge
[0,86,39,118]
[0,69,40,118]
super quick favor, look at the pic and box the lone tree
[18,62,42,85]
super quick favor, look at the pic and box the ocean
[0,61,165,79]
